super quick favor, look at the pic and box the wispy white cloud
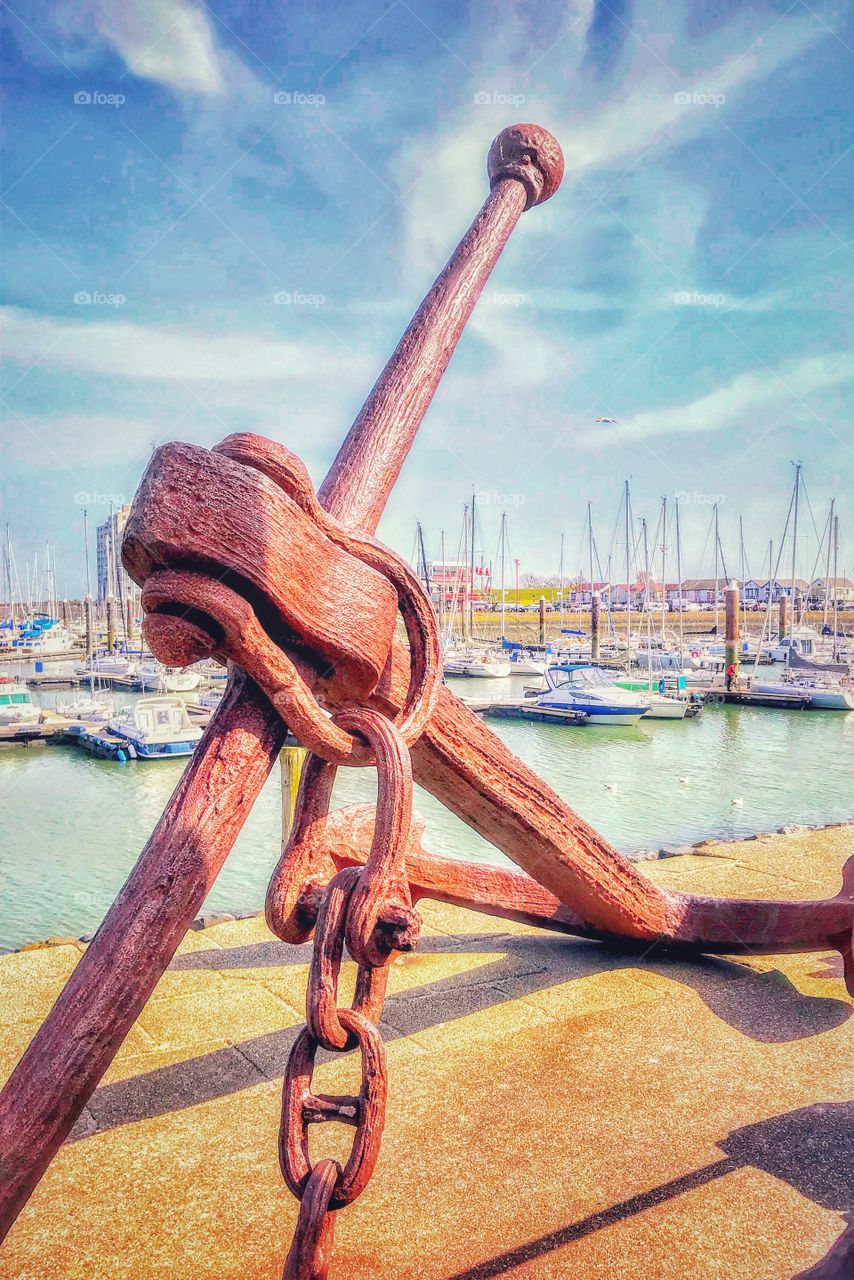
[91,0,227,94]
[587,352,854,447]
[0,306,373,385]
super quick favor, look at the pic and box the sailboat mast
[624,479,631,665]
[675,498,684,657]
[832,513,840,661]
[642,518,652,689]
[469,490,476,642]
[439,529,447,636]
[789,462,801,654]
[499,512,507,640]
[713,503,720,635]
[739,515,747,637]
[558,530,565,629]
[587,501,594,606]
[660,495,667,644]
[823,498,835,627]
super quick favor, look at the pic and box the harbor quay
[1,824,852,1279]
[2,7,853,1273]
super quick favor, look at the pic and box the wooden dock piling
[725,581,739,683]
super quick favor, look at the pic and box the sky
[1,0,852,597]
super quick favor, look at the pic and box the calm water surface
[1,670,852,948]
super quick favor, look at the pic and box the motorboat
[444,647,511,679]
[765,628,827,663]
[0,679,40,726]
[107,697,203,758]
[8,615,75,657]
[505,649,547,676]
[752,673,854,710]
[138,661,201,693]
[534,665,648,726]
[612,675,696,720]
[56,694,115,723]
[75,652,138,678]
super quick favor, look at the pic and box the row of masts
[416,468,846,646]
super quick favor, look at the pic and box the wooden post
[280,745,307,841]
[778,591,788,640]
[106,595,117,651]
[724,581,739,686]
[591,590,601,662]
[538,595,546,647]
[124,597,135,642]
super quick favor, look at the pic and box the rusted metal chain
[278,711,417,1276]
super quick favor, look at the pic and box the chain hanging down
[273,710,420,1278]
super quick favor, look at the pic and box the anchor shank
[0,126,563,1234]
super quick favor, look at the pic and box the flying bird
[595,416,618,424]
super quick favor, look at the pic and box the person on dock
[725,661,737,691]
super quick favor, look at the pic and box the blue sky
[1,0,852,595]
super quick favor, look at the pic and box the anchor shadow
[447,1101,854,1279]
[74,929,851,1138]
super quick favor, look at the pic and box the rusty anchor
[1,123,851,1278]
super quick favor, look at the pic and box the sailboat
[751,466,853,710]
[442,497,510,678]
[631,515,692,720]
[58,512,115,721]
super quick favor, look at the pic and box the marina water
[1,671,852,950]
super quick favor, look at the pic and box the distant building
[96,505,135,603]
[427,560,491,610]
[808,577,854,605]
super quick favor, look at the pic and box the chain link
[278,710,419,1278]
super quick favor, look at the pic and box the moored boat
[0,678,40,726]
[534,665,648,725]
[107,697,203,758]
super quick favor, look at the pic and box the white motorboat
[752,673,854,710]
[107,697,204,758]
[534,665,648,726]
[75,653,138,678]
[444,648,511,679]
[0,679,40,726]
[765,628,827,664]
[138,662,201,693]
[506,649,547,676]
[196,687,224,711]
[56,694,115,723]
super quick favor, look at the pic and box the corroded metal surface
[0,121,851,1276]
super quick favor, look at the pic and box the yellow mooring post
[778,591,788,640]
[280,745,307,841]
[725,581,739,687]
[538,595,546,647]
